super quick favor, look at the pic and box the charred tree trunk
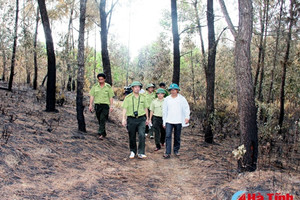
[33,6,39,90]
[38,0,57,112]
[253,1,266,97]
[171,0,180,85]
[8,0,19,91]
[66,0,75,91]
[235,0,258,172]
[257,0,270,102]
[204,0,216,144]
[1,48,7,81]
[267,0,284,103]
[278,0,295,134]
[219,0,258,172]
[99,0,112,85]
[76,0,87,132]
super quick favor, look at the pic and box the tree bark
[257,0,270,102]
[235,0,258,172]
[37,0,57,112]
[204,0,216,144]
[99,0,112,85]
[171,0,180,85]
[66,0,75,91]
[1,48,7,81]
[253,1,266,97]
[219,0,258,172]
[76,0,87,132]
[8,0,19,91]
[33,6,40,90]
[267,0,284,103]
[193,0,207,71]
[278,0,295,134]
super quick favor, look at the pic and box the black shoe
[163,154,170,159]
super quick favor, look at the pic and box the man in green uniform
[149,88,166,151]
[145,83,156,139]
[122,81,149,159]
[159,82,169,97]
[89,73,115,140]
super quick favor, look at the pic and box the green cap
[146,83,155,90]
[156,88,166,94]
[131,81,143,88]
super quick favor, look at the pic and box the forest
[0,0,299,199]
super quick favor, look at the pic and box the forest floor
[0,85,299,200]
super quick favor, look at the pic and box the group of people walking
[89,73,190,159]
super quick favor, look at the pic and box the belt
[153,116,162,118]
[128,115,146,119]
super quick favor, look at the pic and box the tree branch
[218,0,237,39]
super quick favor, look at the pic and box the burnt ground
[0,86,299,200]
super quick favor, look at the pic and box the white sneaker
[145,133,148,137]
[129,151,135,159]
[138,154,147,159]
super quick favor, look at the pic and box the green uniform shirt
[150,98,164,117]
[89,83,114,105]
[145,91,156,108]
[122,93,149,117]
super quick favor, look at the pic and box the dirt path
[0,88,299,200]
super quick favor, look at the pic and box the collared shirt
[163,94,190,127]
[150,98,164,117]
[145,91,156,108]
[89,83,114,105]
[122,93,149,117]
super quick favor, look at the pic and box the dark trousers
[152,116,164,149]
[127,116,146,154]
[165,123,182,155]
[95,104,109,137]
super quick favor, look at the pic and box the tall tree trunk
[8,0,19,91]
[253,1,266,97]
[33,6,40,90]
[257,0,270,102]
[99,0,112,85]
[219,0,258,172]
[235,0,258,172]
[193,0,207,71]
[190,51,196,104]
[204,0,216,144]
[267,0,284,103]
[94,26,97,83]
[278,0,295,134]
[38,0,57,112]
[66,0,75,91]
[171,0,180,85]
[76,0,87,132]
[23,0,30,85]
[1,48,7,81]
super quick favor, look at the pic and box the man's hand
[185,118,189,124]
[110,107,113,112]
[89,105,93,113]
[122,118,127,127]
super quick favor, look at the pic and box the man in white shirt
[162,83,190,159]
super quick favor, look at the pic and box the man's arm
[149,110,154,121]
[109,97,113,112]
[89,96,94,112]
[145,108,149,125]
[122,108,127,127]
